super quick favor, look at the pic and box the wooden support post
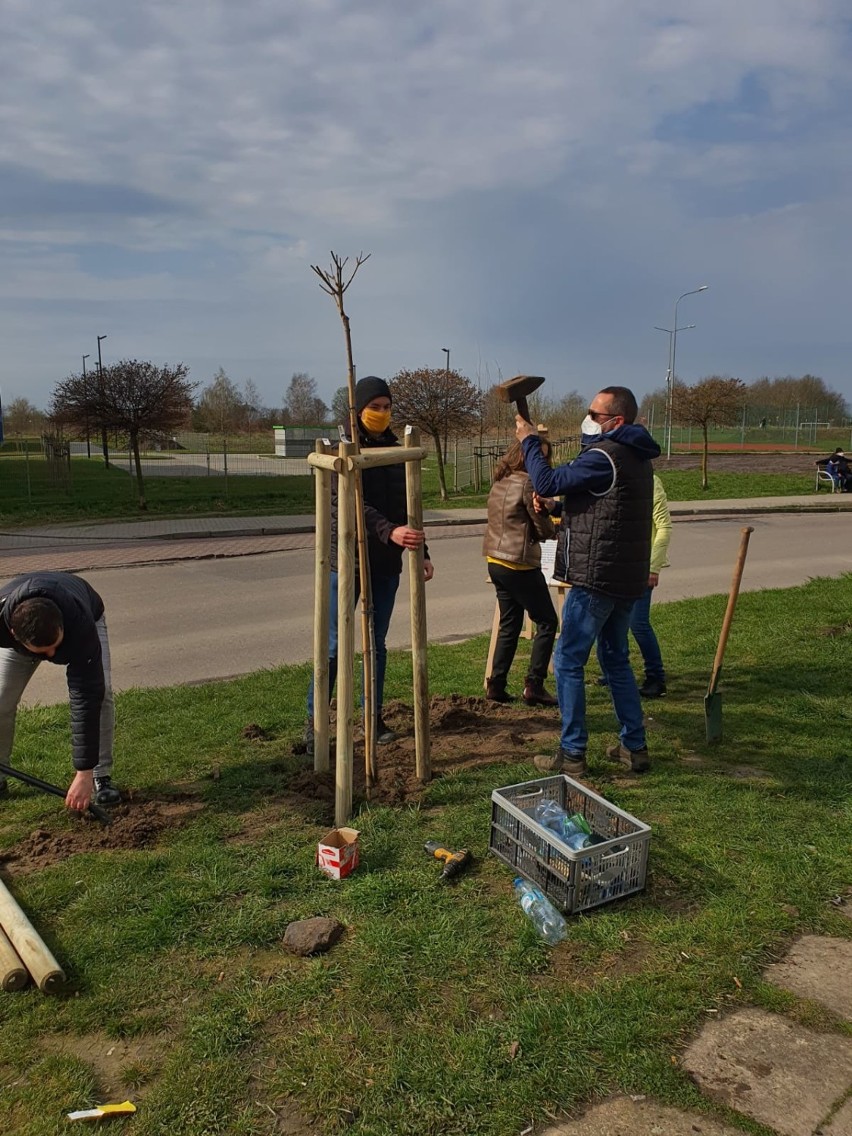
[347,446,426,469]
[404,427,431,783]
[306,452,343,474]
[0,878,65,993]
[0,926,28,992]
[312,438,332,773]
[483,596,501,691]
[335,440,356,825]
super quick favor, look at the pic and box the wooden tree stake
[404,426,431,783]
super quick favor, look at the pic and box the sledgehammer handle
[516,396,531,423]
[0,763,112,826]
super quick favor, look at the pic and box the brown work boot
[606,742,651,774]
[534,748,587,776]
[486,680,512,703]
[522,678,558,707]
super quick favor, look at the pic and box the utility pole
[82,355,91,458]
[442,347,450,463]
[97,335,109,468]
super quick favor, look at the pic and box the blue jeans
[628,586,665,682]
[554,587,646,755]
[307,571,400,718]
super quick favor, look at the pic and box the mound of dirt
[0,793,204,874]
[292,693,561,808]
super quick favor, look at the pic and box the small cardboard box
[316,827,360,880]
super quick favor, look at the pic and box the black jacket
[559,436,655,599]
[329,422,429,577]
[0,572,106,770]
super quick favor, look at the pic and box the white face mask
[580,415,603,437]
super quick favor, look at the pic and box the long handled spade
[0,762,112,825]
[704,526,754,743]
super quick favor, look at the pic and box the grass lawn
[0,578,850,1134]
[0,453,828,529]
[0,457,314,527]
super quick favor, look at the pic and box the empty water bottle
[533,800,593,851]
[513,877,568,945]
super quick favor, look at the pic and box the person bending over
[0,571,121,810]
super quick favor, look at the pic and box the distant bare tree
[195,368,245,435]
[243,378,264,439]
[3,397,45,436]
[673,375,746,488]
[51,359,196,510]
[390,367,481,501]
[331,385,350,425]
[284,373,328,425]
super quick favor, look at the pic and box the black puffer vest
[553,437,653,599]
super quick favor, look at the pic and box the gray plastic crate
[490,774,651,915]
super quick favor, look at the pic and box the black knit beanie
[355,376,392,413]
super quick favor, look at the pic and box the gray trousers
[0,615,114,779]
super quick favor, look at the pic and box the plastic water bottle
[533,800,593,851]
[512,877,568,945]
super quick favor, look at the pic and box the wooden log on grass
[0,877,65,993]
[312,438,333,773]
[0,925,29,992]
[404,427,431,783]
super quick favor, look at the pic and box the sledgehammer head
[496,374,545,424]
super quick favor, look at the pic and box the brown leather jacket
[482,471,556,568]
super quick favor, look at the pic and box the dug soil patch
[290,693,562,809]
[0,792,204,873]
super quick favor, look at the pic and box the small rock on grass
[283,917,344,956]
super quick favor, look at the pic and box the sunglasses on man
[586,409,619,423]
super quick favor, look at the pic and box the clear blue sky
[2,1,851,415]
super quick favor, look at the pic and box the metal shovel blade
[704,690,723,743]
[703,526,754,746]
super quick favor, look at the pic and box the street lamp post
[654,324,694,454]
[82,354,91,458]
[97,334,109,468]
[658,285,708,459]
[441,347,450,463]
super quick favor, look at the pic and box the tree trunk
[701,425,709,490]
[131,430,147,510]
[431,430,448,502]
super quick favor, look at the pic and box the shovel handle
[708,526,754,694]
[0,762,112,826]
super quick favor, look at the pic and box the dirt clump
[241,723,271,740]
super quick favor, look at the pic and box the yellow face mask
[361,407,392,434]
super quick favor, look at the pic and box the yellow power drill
[424,841,473,881]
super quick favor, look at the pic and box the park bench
[814,458,839,492]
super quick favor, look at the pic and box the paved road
[18,510,851,706]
